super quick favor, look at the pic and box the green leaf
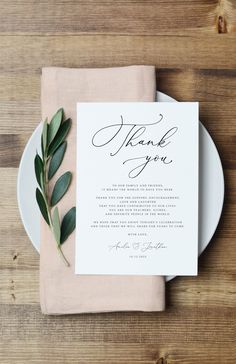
[41,137,44,159]
[36,188,49,225]
[48,108,64,146]
[40,172,45,195]
[47,118,71,156]
[52,207,61,245]
[50,171,72,207]
[60,207,76,244]
[41,118,48,156]
[48,141,67,180]
[34,154,44,187]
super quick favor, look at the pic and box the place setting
[17,66,224,314]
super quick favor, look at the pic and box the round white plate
[17,91,224,281]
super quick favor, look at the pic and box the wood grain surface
[0,1,235,363]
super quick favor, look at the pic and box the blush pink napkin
[40,66,165,314]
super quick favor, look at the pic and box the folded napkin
[40,66,165,314]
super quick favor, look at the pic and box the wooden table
[0,1,235,363]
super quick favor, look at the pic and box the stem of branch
[43,150,70,267]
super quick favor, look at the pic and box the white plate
[17,91,224,281]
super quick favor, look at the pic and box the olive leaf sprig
[34,108,76,267]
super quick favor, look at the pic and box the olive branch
[34,108,76,266]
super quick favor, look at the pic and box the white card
[75,102,198,276]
